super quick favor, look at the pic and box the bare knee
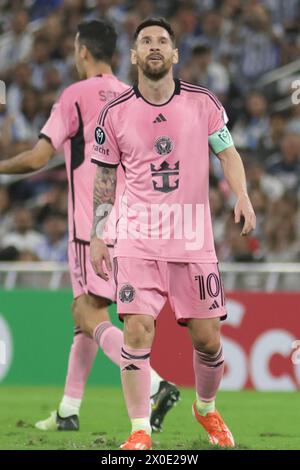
[124,315,155,349]
[188,318,221,355]
[72,295,110,337]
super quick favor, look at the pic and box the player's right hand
[234,193,256,236]
[90,236,112,281]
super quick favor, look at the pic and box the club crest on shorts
[154,136,173,155]
[94,126,106,145]
[119,284,135,303]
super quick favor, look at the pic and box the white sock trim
[59,395,81,417]
[196,394,215,416]
[131,418,151,435]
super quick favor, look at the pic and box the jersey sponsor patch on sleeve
[94,126,106,145]
[92,126,111,159]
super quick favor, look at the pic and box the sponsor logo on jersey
[153,113,167,123]
[151,160,179,193]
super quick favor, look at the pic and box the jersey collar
[133,78,181,107]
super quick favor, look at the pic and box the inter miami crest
[94,126,106,145]
[154,136,173,156]
[119,284,135,303]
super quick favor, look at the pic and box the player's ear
[131,48,137,65]
[172,48,179,65]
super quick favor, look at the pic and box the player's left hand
[234,194,256,236]
[90,236,112,280]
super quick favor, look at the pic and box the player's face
[131,26,178,80]
[74,34,87,79]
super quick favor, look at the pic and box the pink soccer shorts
[115,257,227,325]
[68,240,116,302]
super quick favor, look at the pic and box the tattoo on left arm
[91,165,117,238]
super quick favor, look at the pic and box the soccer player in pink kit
[0,20,179,433]
[89,18,256,450]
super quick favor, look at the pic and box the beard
[137,55,173,81]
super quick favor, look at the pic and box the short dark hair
[77,20,117,63]
[133,17,176,45]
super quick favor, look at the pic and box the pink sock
[64,329,98,399]
[93,321,123,366]
[121,345,151,419]
[193,345,224,401]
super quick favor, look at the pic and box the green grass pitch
[0,386,299,450]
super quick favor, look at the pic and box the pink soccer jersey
[91,79,229,262]
[40,74,128,243]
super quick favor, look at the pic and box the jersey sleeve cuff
[39,133,53,145]
[91,159,119,168]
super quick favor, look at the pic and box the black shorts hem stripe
[177,312,227,327]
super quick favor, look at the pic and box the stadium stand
[0,0,299,268]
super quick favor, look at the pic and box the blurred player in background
[0,19,179,432]
[89,17,256,450]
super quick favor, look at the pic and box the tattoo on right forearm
[91,165,117,238]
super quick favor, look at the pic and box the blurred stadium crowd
[0,0,300,263]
